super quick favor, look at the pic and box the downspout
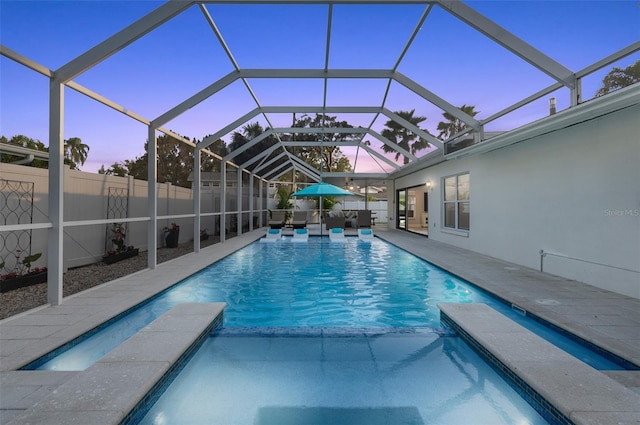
[11,154,35,165]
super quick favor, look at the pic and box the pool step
[5,303,225,425]
[212,326,456,337]
[438,303,640,425]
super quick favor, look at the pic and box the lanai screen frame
[0,0,638,306]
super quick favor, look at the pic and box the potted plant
[103,223,138,264]
[164,223,180,248]
[0,251,48,293]
[275,186,294,223]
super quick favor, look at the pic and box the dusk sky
[1,0,639,174]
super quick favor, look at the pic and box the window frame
[442,172,470,232]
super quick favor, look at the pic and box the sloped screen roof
[1,0,638,182]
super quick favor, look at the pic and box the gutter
[444,84,640,161]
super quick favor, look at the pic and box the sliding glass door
[397,184,429,236]
[397,189,407,230]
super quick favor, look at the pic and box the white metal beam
[224,129,275,161]
[198,108,261,149]
[198,4,280,136]
[239,69,394,79]
[264,163,292,181]
[367,129,417,161]
[286,153,322,179]
[1,44,52,77]
[282,141,360,147]
[575,40,640,79]
[381,108,444,149]
[321,172,388,179]
[436,0,575,88]
[200,0,435,4]
[55,1,194,83]
[152,71,239,127]
[272,127,367,134]
[359,143,402,170]
[236,167,243,236]
[292,165,321,182]
[47,81,64,306]
[193,148,201,252]
[392,72,481,132]
[220,161,226,243]
[291,169,320,183]
[1,45,224,158]
[481,81,564,126]
[147,126,158,269]
[253,152,288,174]
[261,106,381,114]
[239,144,282,169]
[392,4,433,71]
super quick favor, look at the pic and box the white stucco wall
[393,102,640,298]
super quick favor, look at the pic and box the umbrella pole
[320,195,323,237]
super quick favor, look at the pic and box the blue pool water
[30,237,623,372]
[138,330,550,425]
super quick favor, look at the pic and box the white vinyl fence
[1,164,264,271]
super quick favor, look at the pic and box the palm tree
[595,60,640,97]
[436,105,480,140]
[381,109,430,165]
[63,137,90,170]
[229,122,275,169]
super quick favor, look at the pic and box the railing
[539,249,639,274]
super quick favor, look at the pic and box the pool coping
[375,230,640,368]
[439,303,640,425]
[4,303,225,425]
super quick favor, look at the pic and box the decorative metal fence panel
[105,187,129,253]
[0,178,34,274]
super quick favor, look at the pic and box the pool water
[138,330,549,425]
[31,237,622,371]
[167,238,481,327]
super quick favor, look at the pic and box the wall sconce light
[426,180,432,189]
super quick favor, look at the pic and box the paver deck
[1,228,638,424]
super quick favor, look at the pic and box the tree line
[0,135,90,170]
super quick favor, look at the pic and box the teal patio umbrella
[292,182,354,236]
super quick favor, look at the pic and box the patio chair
[268,211,286,229]
[291,210,308,229]
[358,228,374,240]
[356,210,372,228]
[325,213,345,230]
[292,228,309,242]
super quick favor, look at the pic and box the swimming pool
[138,329,550,425]
[28,237,622,372]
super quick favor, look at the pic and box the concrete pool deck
[1,228,639,424]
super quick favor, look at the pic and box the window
[407,191,416,218]
[443,173,470,231]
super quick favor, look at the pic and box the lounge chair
[268,211,286,229]
[329,227,346,241]
[292,228,309,242]
[325,214,345,230]
[358,228,374,240]
[291,210,307,229]
[356,209,372,228]
[260,228,282,242]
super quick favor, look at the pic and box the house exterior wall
[393,103,640,299]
